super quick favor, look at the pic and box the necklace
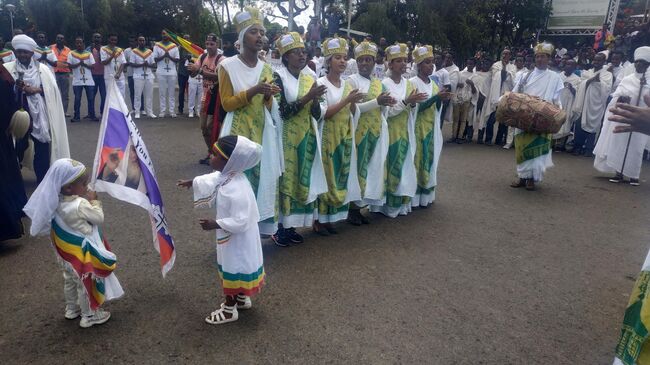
[238,54,257,68]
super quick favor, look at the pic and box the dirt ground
[1,113,649,364]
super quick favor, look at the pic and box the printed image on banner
[91,79,176,277]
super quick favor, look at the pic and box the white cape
[5,60,70,165]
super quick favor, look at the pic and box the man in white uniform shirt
[129,36,156,119]
[153,31,180,117]
[67,36,96,123]
[100,33,126,98]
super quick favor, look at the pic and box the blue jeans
[92,75,106,114]
[73,85,95,119]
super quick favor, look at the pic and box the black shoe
[70,118,80,123]
[271,229,292,247]
[609,173,624,183]
[323,223,338,234]
[199,156,210,165]
[455,138,463,144]
[284,227,304,244]
[347,209,363,226]
[83,115,93,120]
[360,213,370,224]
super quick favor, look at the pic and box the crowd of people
[1,5,650,337]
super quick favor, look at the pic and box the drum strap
[517,70,533,93]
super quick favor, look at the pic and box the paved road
[1,118,649,364]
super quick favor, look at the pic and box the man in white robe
[6,34,70,182]
[503,54,527,149]
[553,59,581,150]
[443,52,460,135]
[594,46,650,185]
[482,49,517,145]
[608,51,625,91]
[472,59,493,143]
[451,57,472,143]
[432,53,451,131]
[510,43,563,190]
[572,52,613,156]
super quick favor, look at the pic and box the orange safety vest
[50,44,71,73]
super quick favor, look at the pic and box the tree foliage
[1,0,218,46]
[351,0,550,62]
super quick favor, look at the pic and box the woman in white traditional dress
[270,32,328,246]
[178,135,266,325]
[409,45,450,207]
[370,43,427,217]
[312,37,364,235]
[345,40,395,225]
[218,7,282,235]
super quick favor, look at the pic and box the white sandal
[236,295,252,310]
[205,303,238,325]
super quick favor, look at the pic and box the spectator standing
[177,34,192,116]
[51,34,71,117]
[89,33,106,116]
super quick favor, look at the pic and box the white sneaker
[142,110,148,116]
[503,143,512,149]
[79,309,111,328]
[159,113,167,118]
[149,113,157,119]
[64,307,81,320]
[135,112,141,119]
[170,113,177,118]
[188,112,194,118]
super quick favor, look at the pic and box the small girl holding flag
[178,135,265,324]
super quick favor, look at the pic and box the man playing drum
[509,43,564,191]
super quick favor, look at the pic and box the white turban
[11,34,37,52]
[634,46,650,63]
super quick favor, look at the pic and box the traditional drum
[496,92,565,134]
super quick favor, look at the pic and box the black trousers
[574,122,597,153]
[178,75,189,113]
[484,111,507,144]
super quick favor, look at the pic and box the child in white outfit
[23,158,123,328]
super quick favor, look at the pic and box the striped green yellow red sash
[50,218,116,310]
[133,48,152,59]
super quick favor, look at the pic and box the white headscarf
[11,34,37,52]
[634,46,650,63]
[192,136,262,209]
[237,24,266,52]
[217,135,262,187]
[23,159,87,235]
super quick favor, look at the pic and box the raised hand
[306,83,328,101]
[405,89,428,105]
[346,89,366,104]
[376,92,396,106]
[176,179,193,189]
[199,218,219,231]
